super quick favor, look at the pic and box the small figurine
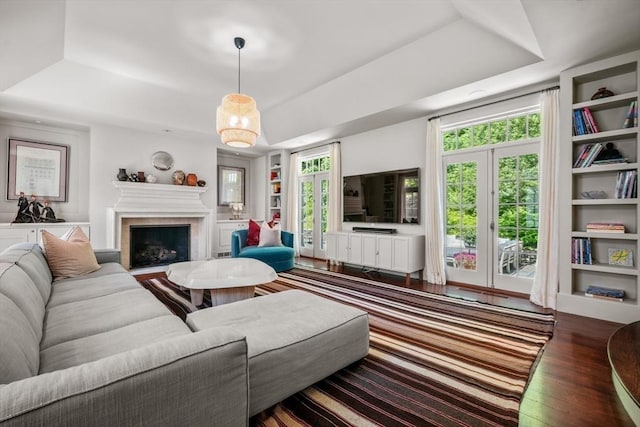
[12,191,31,223]
[40,200,65,223]
[27,194,43,222]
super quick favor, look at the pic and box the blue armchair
[231,229,295,273]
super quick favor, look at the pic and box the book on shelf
[572,143,604,167]
[584,292,624,302]
[592,157,629,165]
[615,170,638,198]
[622,100,637,128]
[571,237,592,264]
[585,222,625,233]
[573,108,600,136]
[585,285,625,301]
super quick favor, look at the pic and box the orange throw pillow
[42,226,101,279]
[247,219,261,246]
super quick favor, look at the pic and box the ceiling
[1,0,640,156]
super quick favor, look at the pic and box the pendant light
[216,37,260,148]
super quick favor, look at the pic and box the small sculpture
[13,192,31,223]
[40,200,65,223]
[27,194,43,222]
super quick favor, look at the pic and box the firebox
[129,224,190,268]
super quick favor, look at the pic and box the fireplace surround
[107,181,213,269]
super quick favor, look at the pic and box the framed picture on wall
[7,138,70,202]
[217,165,245,206]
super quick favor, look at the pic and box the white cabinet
[0,222,91,253]
[216,220,250,258]
[326,231,425,285]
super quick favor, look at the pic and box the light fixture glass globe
[216,93,260,147]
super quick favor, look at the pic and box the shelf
[572,262,638,276]
[573,91,638,110]
[571,291,637,305]
[572,127,638,144]
[573,198,638,205]
[572,162,638,174]
[572,231,638,240]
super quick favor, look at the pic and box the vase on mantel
[117,168,128,181]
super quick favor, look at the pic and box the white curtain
[328,142,342,233]
[286,152,300,256]
[424,118,447,285]
[530,88,560,308]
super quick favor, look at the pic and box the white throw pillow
[258,221,283,247]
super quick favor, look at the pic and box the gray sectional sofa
[0,242,369,425]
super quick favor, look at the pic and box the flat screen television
[343,168,420,224]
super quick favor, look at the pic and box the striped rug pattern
[139,267,555,426]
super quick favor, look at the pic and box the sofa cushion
[41,288,172,350]
[40,315,191,373]
[0,243,52,304]
[41,228,101,279]
[47,265,141,308]
[0,293,40,383]
[0,263,45,342]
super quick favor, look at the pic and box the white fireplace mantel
[107,181,213,260]
[112,181,209,211]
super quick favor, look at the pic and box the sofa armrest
[93,249,121,265]
[0,328,249,426]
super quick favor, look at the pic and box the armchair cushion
[247,219,260,246]
[258,221,282,247]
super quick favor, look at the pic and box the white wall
[0,119,90,223]
[89,124,217,248]
[340,116,427,235]
[252,155,266,221]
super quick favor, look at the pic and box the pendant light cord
[237,44,241,94]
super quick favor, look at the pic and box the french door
[299,172,329,259]
[444,143,539,293]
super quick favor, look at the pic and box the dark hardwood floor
[295,257,635,427]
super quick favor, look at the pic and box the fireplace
[129,224,190,269]
[108,181,213,269]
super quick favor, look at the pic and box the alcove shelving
[558,50,640,323]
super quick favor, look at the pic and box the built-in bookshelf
[558,50,640,323]
[267,151,287,227]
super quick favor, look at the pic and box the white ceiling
[1,0,640,156]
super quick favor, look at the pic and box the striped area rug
[138,266,555,426]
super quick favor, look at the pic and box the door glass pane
[445,161,477,271]
[301,181,314,248]
[497,154,539,278]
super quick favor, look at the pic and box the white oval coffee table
[166,258,277,307]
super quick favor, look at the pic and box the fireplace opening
[130,224,190,269]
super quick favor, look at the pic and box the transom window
[442,112,541,152]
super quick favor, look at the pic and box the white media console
[325,231,425,285]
